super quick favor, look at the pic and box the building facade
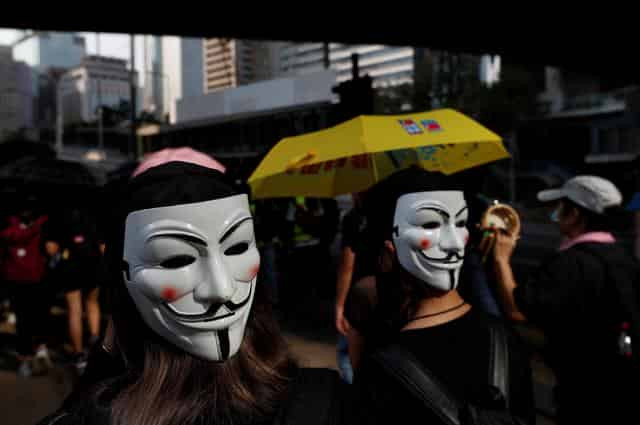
[59,55,138,124]
[203,39,280,93]
[0,46,35,140]
[12,31,86,73]
[279,43,415,88]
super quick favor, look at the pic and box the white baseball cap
[537,175,622,214]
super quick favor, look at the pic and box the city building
[279,42,415,88]
[141,36,204,124]
[12,31,86,72]
[203,39,280,93]
[177,69,337,123]
[59,55,138,124]
[0,45,35,140]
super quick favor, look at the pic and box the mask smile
[161,283,253,323]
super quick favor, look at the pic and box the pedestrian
[346,166,535,424]
[0,196,53,377]
[492,175,640,424]
[45,207,103,373]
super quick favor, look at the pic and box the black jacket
[514,241,639,423]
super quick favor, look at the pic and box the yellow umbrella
[248,108,509,199]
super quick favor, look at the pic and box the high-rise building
[203,39,279,93]
[279,43,415,88]
[141,36,204,124]
[59,55,139,124]
[12,31,86,72]
[0,45,35,140]
[142,35,165,119]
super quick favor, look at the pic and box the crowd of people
[0,195,106,376]
[0,146,638,425]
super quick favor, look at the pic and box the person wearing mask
[346,166,534,425]
[38,156,352,425]
[492,175,639,424]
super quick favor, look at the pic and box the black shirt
[354,309,535,425]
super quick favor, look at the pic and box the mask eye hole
[422,222,441,230]
[224,242,249,256]
[456,220,467,228]
[160,255,196,269]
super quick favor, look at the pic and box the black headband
[104,161,244,283]
[122,161,241,214]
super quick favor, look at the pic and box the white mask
[392,191,468,291]
[123,194,260,361]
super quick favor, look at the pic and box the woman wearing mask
[346,166,534,425]
[39,154,351,425]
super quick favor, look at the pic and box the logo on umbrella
[421,120,443,132]
[398,119,423,135]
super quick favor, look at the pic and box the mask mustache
[209,292,253,314]
[162,285,253,323]
[419,250,464,262]
[445,252,463,261]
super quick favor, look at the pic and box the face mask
[550,206,560,223]
[123,194,260,361]
[392,191,468,292]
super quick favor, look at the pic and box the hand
[335,305,351,336]
[493,230,517,263]
[102,319,115,354]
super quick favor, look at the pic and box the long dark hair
[375,262,434,335]
[90,260,296,425]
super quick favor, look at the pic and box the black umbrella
[0,157,98,210]
[0,140,56,167]
[0,157,95,185]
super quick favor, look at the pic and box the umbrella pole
[370,153,379,188]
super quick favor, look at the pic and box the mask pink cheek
[420,239,431,250]
[249,262,260,280]
[464,234,470,246]
[161,286,178,302]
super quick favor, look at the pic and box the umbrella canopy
[0,140,56,167]
[248,108,509,199]
[0,157,96,186]
[0,157,98,208]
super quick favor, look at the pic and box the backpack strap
[371,344,462,425]
[370,320,512,424]
[487,318,510,409]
